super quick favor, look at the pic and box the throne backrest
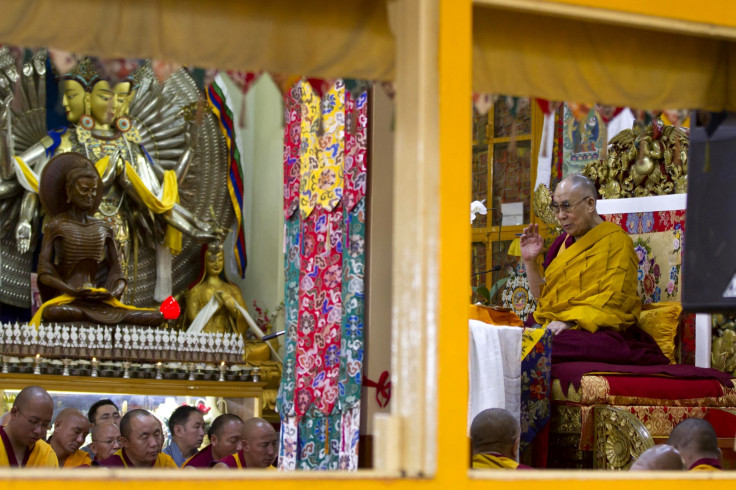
[597,194,693,364]
[597,197,686,306]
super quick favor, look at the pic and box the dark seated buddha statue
[31,152,163,326]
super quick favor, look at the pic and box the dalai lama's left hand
[547,320,575,335]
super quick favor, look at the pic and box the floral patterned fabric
[340,198,366,409]
[298,80,321,219]
[277,80,367,471]
[296,206,344,418]
[276,216,301,417]
[604,209,686,234]
[602,209,692,362]
[520,328,552,451]
[343,90,368,212]
[299,80,345,219]
[283,83,302,219]
[630,230,683,304]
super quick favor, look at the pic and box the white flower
[470,199,487,223]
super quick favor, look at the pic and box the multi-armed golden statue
[0,51,233,308]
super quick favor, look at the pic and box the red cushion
[605,375,725,400]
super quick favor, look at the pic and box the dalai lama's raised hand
[520,223,545,299]
[520,223,543,261]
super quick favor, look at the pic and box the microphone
[472,266,501,276]
[472,207,504,278]
[261,330,286,341]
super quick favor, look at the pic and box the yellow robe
[63,449,93,468]
[104,449,178,468]
[689,458,722,471]
[0,428,59,467]
[533,221,641,333]
[155,452,179,468]
[472,453,519,469]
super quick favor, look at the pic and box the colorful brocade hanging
[299,79,345,219]
[277,78,368,470]
[283,83,302,219]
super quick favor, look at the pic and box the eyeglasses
[550,196,592,214]
[16,408,51,431]
[93,438,121,446]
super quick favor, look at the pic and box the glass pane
[492,140,532,226]
[472,107,488,144]
[488,239,515,304]
[493,96,532,138]
[471,241,487,288]
[471,149,489,228]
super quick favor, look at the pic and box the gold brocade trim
[620,406,707,437]
[581,405,710,454]
[551,405,582,433]
[569,375,736,407]
[551,378,582,402]
[596,394,736,407]
[580,406,595,450]
[593,406,654,470]
[580,376,611,404]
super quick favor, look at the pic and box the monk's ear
[586,196,596,210]
[174,424,184,438]
[512,436,521,462]
[119,436,129,448]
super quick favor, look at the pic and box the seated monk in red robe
[212,418,277,469]
[668,418,723,471]
[95,409,177,468]
[522,174,641,336]
[470,408,533,470]
[0,386,58,467]
[183,414,243,468]
[49,408,92,467]
[522,175,672,362]
[520,176,734,390]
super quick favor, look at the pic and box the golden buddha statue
[185,241,282,411]
[186,241,248,335]
[61,78,86,124]
[11,58,216,302]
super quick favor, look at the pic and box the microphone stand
[488,207,504,297]
[472,207,504,304]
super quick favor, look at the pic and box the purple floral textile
[520,328,552,451]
